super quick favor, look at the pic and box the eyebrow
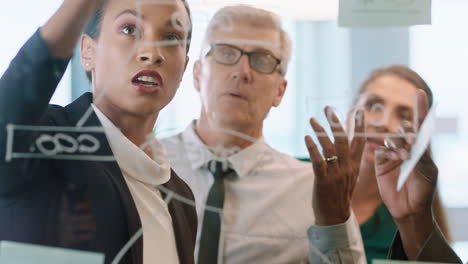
[366,94,385,103]
[115,9,145,20]
[252,47,275,54]
[114,9,187,35]
[397,105,413,114]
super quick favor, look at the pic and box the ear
[272,79,287,107]
[193,60,202,92]
[183,55,190,72]
[80,34,96,72]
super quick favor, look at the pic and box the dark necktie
[197,160,235,264]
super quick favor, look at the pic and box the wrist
[395,209,435,260]
[395,209,434,231]
[315,211,350,226]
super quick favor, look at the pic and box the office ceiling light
[190,0,339,21]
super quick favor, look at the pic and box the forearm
[395,209,435,260]
[0,0,102,121]
[390,222,462,263]
[40,0,102,58]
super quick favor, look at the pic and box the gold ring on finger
[325,155,338,163]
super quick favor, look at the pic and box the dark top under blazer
[0,30,197,264]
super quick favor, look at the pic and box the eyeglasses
[206,44,284,75]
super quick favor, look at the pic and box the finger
[374,148,390,169]
[350,109,366,164]
[324,106,349,158]
[384,137,410,160]
[416,148,438,185]
[416,89,430,127]
[374,151,399,196]
[375,147,399,163]
[305,135,326,176]
[309,118,336,158]
[399,120,416,145]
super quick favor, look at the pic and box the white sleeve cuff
[307,212,362,251]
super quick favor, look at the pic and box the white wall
[0,0,71,106]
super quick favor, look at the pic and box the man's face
[82,0,190,118]
[194,22,287,132]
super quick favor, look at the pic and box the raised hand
[40,0,106,58]
[374,90,437,259]
[305,107,366,225]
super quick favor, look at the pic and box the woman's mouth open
[132,70,163,94]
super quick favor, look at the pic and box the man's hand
[305,107,366,225]
[375,90,437,259]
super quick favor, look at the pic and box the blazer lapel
[162,170,196,264]
[65,93,143,264]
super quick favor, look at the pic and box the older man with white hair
[162,5,366,263]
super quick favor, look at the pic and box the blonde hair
[202,5,292,74]
[354,65,452,242]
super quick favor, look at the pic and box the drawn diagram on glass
[2,1,343,263]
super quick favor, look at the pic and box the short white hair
[201,5,292,74]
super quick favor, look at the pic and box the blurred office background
[1,0,467,261]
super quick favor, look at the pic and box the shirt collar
[92,104,171,186]
[181,121,271,178]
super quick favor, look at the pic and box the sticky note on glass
[397,105,436,191]
[339,0,432,27]
[0,241,104,264]
[373,260,455,264]
[0,256,31,264]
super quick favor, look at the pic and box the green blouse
[360,203,397,263]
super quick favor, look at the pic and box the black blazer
[0,30,197,264]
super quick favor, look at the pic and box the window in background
[0,0,72,106]
[410,0,468,209]
[288,21,351,158]
[410,0,468,259]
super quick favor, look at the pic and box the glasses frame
[206,43,284,75]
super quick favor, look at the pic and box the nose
[137,44,165,65]
[366,109,390,134]
[368,110,403,135]
[230,55,252,83]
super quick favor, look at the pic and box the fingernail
[384,138,396,149]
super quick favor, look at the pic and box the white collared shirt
[92,105,179,264]
[161,121,366,264]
